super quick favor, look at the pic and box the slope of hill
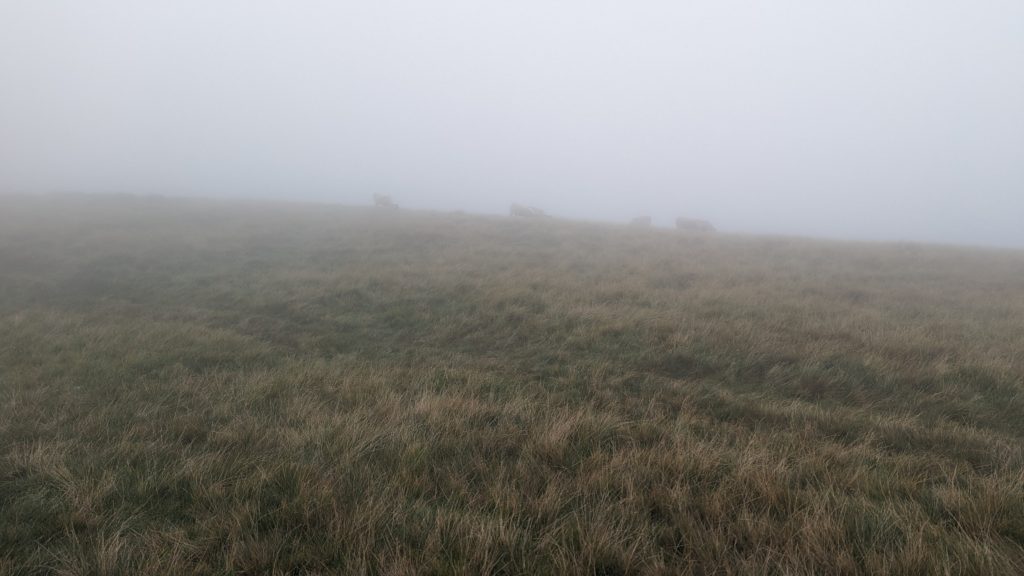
[2,194,1023,574]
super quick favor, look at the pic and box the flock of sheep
[372,194,715,232]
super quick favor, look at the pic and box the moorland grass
[1,194,1023,575]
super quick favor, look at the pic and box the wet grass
[1,193,1023,574]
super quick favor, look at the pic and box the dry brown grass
[1,193,1023,574]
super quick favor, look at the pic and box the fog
[2,1,1022,247]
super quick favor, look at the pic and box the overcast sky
[1,1,1022,247]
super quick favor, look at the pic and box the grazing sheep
[630,216,652,227]
[373,193,398,209]
[510,204,546,218]
[675,217,716,232]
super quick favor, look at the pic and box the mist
[2,1,1022,247]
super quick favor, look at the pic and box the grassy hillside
[2,194,1023,575]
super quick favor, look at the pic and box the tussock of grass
[1,194,1023,574]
